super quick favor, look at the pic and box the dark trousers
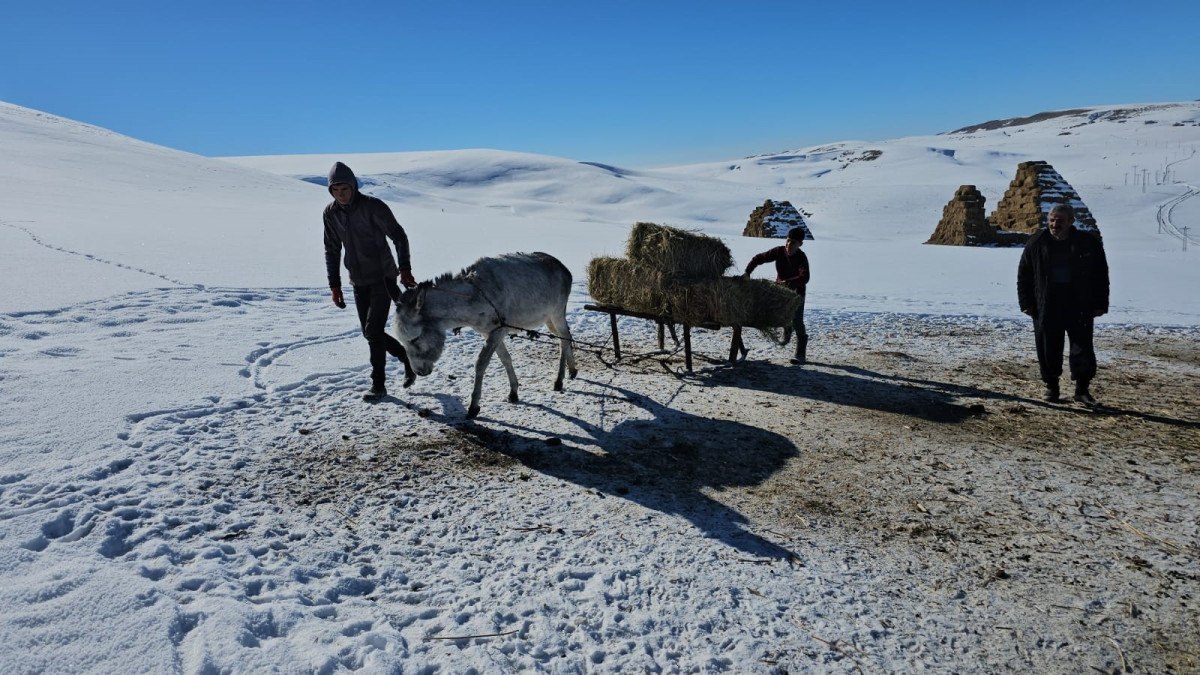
[792,295,808,358]
[352,279,410,387]
[1033,314,1096,384]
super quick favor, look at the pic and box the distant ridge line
[945,108,1092,135]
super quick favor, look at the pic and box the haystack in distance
[743,199,814,240]
[926,161,1098,247]
[588,222,802,329]
[925,185,1029,247]
[989,161,1099,235]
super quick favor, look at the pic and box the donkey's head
[393,283,446,377]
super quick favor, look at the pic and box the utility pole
[1182,226,1190,252]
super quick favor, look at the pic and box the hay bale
[589,257,799,327]
[660,282,720,326]
[586,257,669,315]
[708,277,803,328]
[661,277,802,328]
[590,222,798,328]
[624,222,733,280]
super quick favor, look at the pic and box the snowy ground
[2,100,1199,672]
[1,289,1197,673]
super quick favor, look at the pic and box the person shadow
[692,359,992,423]
[699,359,1200,428]
[420,382,801,561]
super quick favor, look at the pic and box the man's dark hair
[786,227,806,241]
[1049,203,1075,220]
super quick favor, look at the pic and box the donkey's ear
[413,285,427,313]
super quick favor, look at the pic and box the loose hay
[625,222,734,280]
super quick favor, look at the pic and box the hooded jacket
[746,245,810,294]
[323,162,412,288]
[1017,226,1109,324]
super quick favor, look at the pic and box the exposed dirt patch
[258,316,1199,672]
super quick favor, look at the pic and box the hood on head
[327,162,359,195]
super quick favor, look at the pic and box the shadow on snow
[425,381,800,561]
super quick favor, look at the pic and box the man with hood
[323,161,418,401]
[1017,203,1109,405]
[743,226,812,365]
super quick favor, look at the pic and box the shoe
[402,369,416,388]
[1042,381,1060,402]
[790,357,805,366]
[362,385,387,401]
[1073,383,1097,406]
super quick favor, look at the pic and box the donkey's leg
[468,329,504,418]
[547,311,578,385]
[562,319,577,380]
[545,316,567,391]
[494,337,520,403]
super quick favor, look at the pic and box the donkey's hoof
[508,390,519,403]
[466,405,480,419]
[553,379,564,392]
[403,371,416,388]
[569,368,578,380]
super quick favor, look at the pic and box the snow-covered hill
[228,101,1200,247]
[5,99,1197,321]
[230,100,1200,324]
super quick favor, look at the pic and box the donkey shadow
[425,382,800,560]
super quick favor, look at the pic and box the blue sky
[3,1,1196,166]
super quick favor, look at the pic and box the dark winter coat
[746,246,810,294]
[323,163,412,288]
[1017,227,1109,325]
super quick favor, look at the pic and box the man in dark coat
[323,162,418,401]
[1017,203,1109,405]
[744,226,811,364]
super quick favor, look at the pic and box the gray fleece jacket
[322,162,412,288]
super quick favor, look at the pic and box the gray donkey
[393,252,578,418]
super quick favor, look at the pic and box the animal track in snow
[2,221,201,289]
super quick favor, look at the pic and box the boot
[1073,380,1097,406]
[362,384,387,402]
[790,336,808,366]
[1042,380,1060,402]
